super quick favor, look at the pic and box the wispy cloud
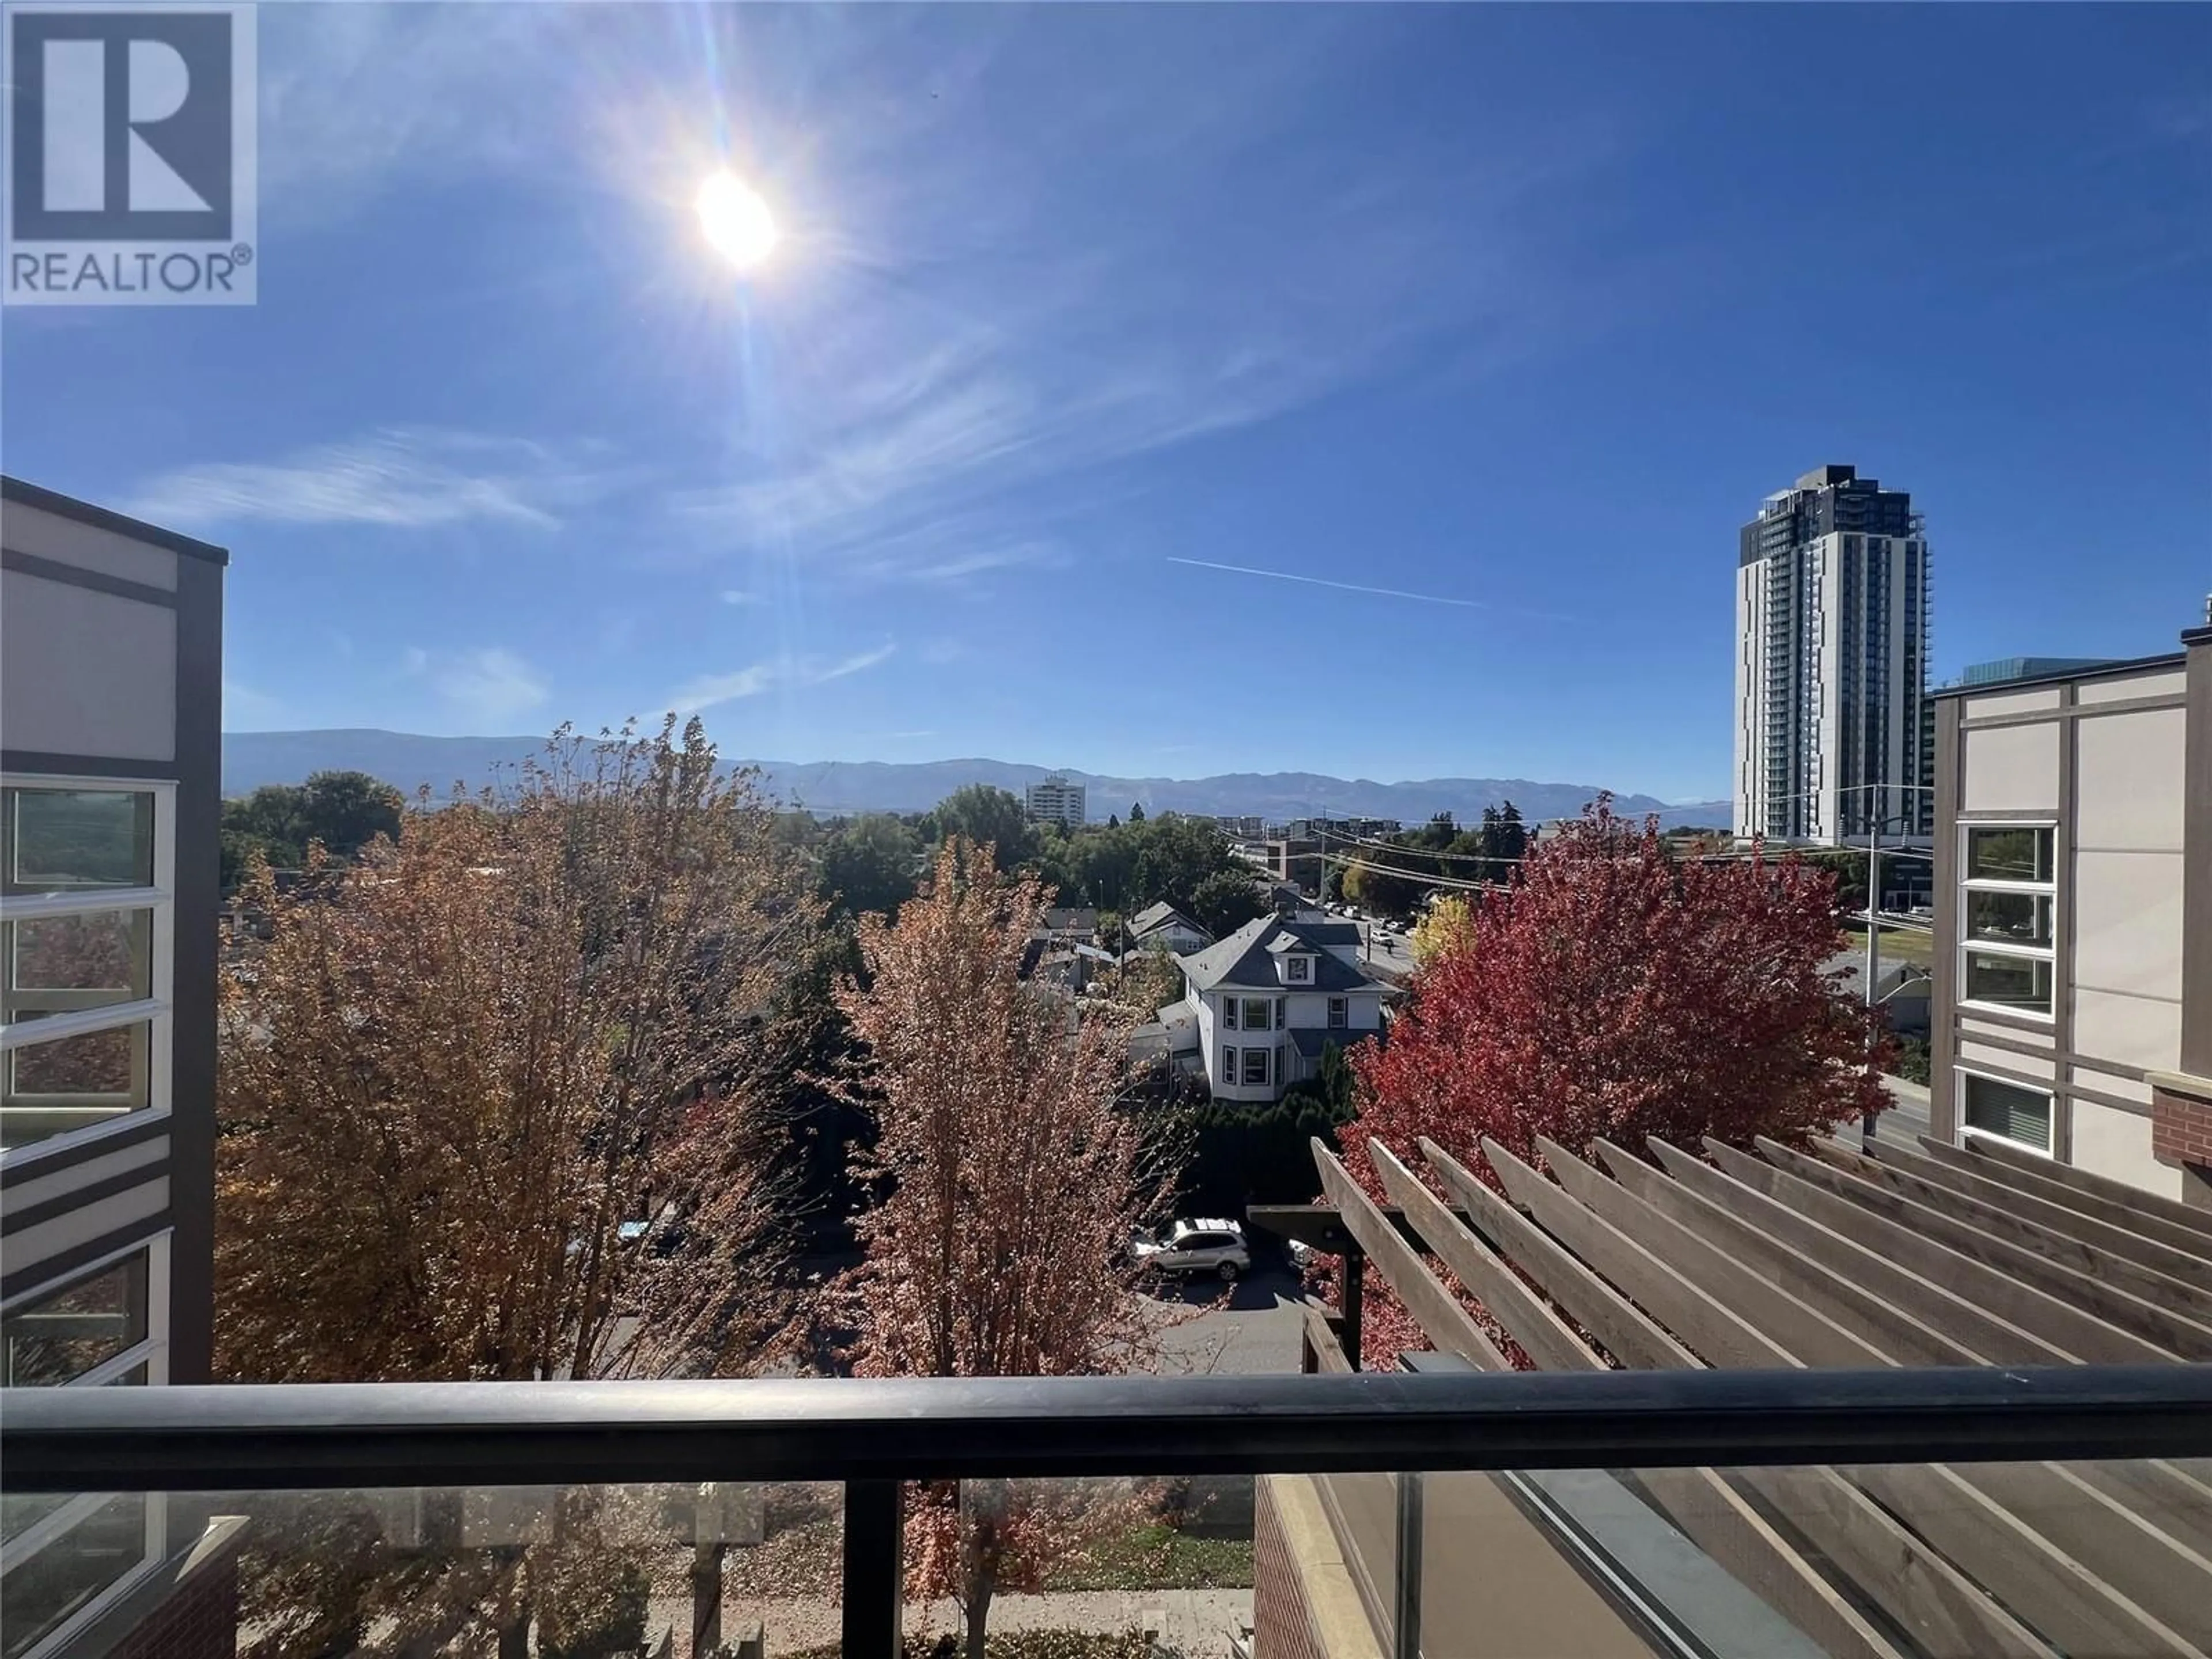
[719,589,765,607]
[1165,556,1577,619]
[406,646,551,728]
[666,643,896,715]
[645,17,1634,588]
[127,429,625,532]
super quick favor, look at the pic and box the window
[1328,996,1347,1029]
[1959,1071,2053,1154]
[1220,1045,1236,1082]
[1241,998,1272,1032]
[1959,824,2055,1018]
[1241,1047,1270,1087]
[1220,998,1236,1029]
[0,1243,166,1656]
[1285,956,1310,982]
[1,1494,152,1659]
[1,783,173,1154]
[2,1253,150,1387]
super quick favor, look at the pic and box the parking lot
[1142,1255,1311,1375]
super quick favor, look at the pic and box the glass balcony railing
[5,1365,2210,1659]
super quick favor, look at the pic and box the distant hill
[221,730,1731,829]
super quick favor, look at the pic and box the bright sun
[696,172,778,270]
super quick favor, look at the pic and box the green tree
[1188,868,1266,938]
[1479,802,1529,881]
[1107,813,1120,828]
[929,784,1036,867]
[301,770,404,855]
[817,813,922,919]
[1128,801,1146,823]
[219,771,404,889]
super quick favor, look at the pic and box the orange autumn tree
[836,839,1165,1658]
[1340,797,1887,1365]
[215,720,831,1658]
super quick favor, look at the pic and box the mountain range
[221,730,1732,830]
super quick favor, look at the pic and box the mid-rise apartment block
[1734,465,1933,843]
[1930,623,2212,1207]
[1,478,226,1656]
[1023,775,1085,830]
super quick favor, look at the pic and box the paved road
[1145,1260,1309,1376]
[1873,1073,1932,1144]
[1357,919,1417,978]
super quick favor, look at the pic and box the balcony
[6,1128,2211,1659]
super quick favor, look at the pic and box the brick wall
[2152,1085,2212,1176]
[108,1539,240,1659]
[1252,1475,1326,1659]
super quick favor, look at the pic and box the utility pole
[1863,809,1881,1153]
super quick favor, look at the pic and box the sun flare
[696,171,779,270]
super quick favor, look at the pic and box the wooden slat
[1482,1139,2209,1658]
[1646,1139,2212,1559]
[1594,1139,1972,1366]
[1900,1135,2212,1277]
[1482,1137,1782,1369]
[1661,1139,2080,1364]
[1310,1139,1510,1372]
[1562,1138,2212,1647]
[1418,1142,2047,1659]
[1806,1139,2212,1352]
[1368,1140,1912,1659]
[1370,1141,1589,1373]
[1749,1138,2179,1364]
[1957,1132,2212,1243]
[1599,1141,2212,1578]
[1301,1301,1354,1374]
[1537,1137,1894,1370]
[1426,1145,1698,1370]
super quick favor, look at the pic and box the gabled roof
[1179,914,1383,993]
[1128,901,1195,935]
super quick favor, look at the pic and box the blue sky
[7,4,2209,802]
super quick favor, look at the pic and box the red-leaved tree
[1339,798,1888,1363]
[836,840,1166,1656]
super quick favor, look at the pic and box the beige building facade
[1930,623,2212,1206]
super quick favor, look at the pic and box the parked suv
[1130,1218,1251,1281]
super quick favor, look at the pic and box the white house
[1169,910,1387,1102]
[1125,901,1213,956]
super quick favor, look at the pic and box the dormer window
[1285,956,1311,983]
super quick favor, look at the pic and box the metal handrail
[6,1365,2210,1493]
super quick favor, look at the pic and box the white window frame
[1956,820,2057,1025]
[1285,955,1310,983]
[1219,1044,1236,1085]
[1241,997,1272,1033]
[1,777,176,1165]
[1954,1065,2055,1158]
[0,1235,172,1659]
[1219,996,1236,1030]
[1328,996,1348,1029]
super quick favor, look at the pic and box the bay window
[1241,1047,1270,1087]
[1959,824,2055,1018]
[0,1241,168,1659]
[1,783,174,1153]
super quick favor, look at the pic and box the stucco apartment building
[1,478,226,1657]
[1929,618,2212,1207]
